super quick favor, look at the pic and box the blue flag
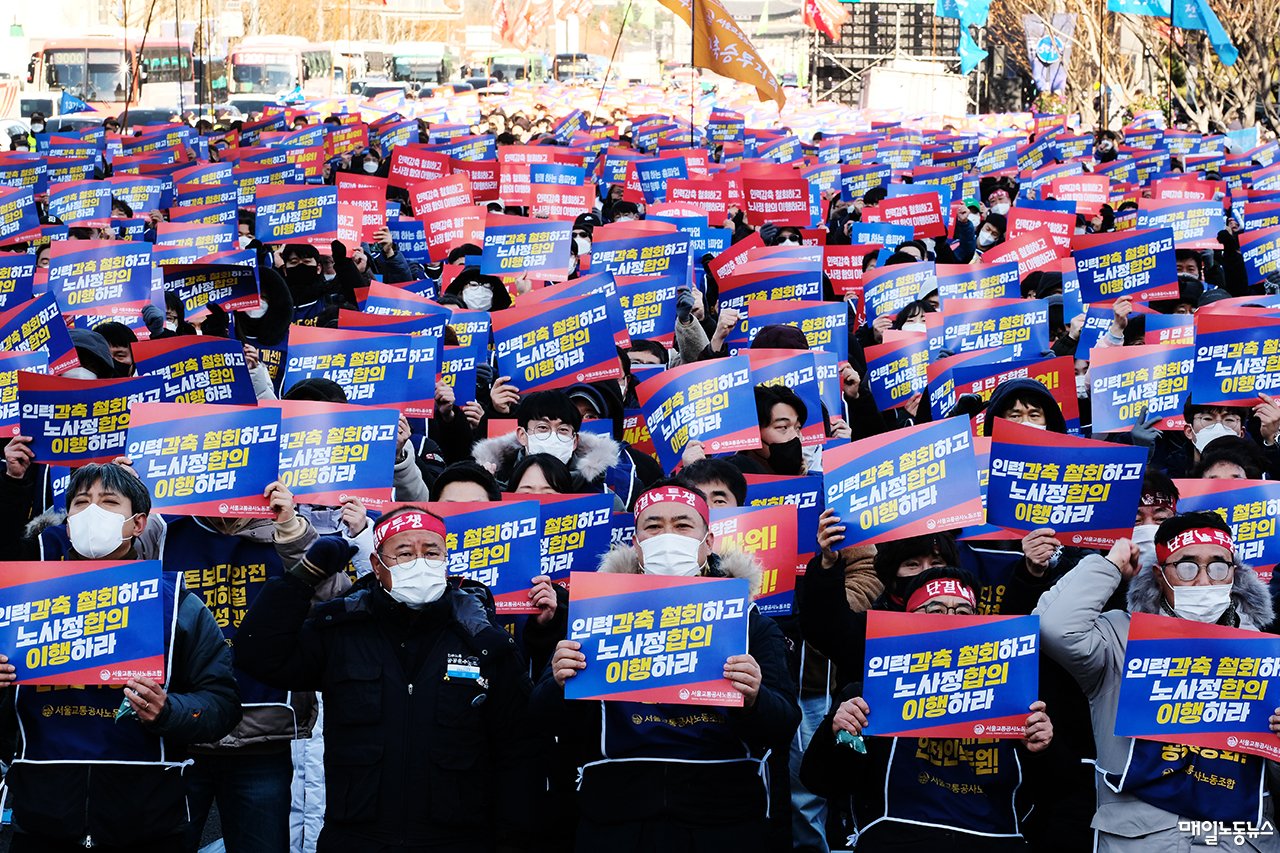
[958,30,989,75]
[1107,0,1171,15]
[58,91,95,114]
[1173,0,1238,66]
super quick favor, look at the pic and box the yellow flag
[657,0,786,109]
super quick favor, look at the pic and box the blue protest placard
[1089,344,1194,433]
[440,344,479,406]
[0,351,48,436]
[1175,479,1280,585]
[19,372,165,465]
[935,262,1021,302]
[865,333,930,411]
[47,240,152,321]
[1240,226,1280,286]
[161,262,261,321]
[710,503,798,616]
[862,261,936,324]
[1117,613,1280,762]
[125,402,279,517]
[0,253,35,311]
[987,419,1147,547]
[616,277,679,347]
[934,298,1049,360]
[1136,199,1226,249]
[480,213,574,281]
[132,335,256,406]
[531,492,615,585]
[0,186,39,244]
[746,299,849,364]
[432,500,542,614]
[743,473,824,572]
[1190,313,1280,406]
[282,325,438,417]
[1073,228,1179,303]
[491,293,621,394]
[823,418,983,547]
[636,356,761,472]
[0,561,168,685]
[0,294,79,374]
[862,611,1039,738]
[565,570,750,706]
[254,184,338,248]
[590,230,691,285]
[272,399,399,510]
[749,350,826,446]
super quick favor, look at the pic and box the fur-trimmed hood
[1127,560,1274,629]
[597,544,763,599]
[472,429,621,485]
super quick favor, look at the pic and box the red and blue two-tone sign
[1191,313,1280,406]
[0,560,168,685]
[862,611,1039,739]
[491,293,621,394]
[20,372,165,464]
[636,355,760,472]
[565,570,750,706]
[132,335,257,406]
[432,499,542,614]
[272,399,399,510]
[126,402,279,517]
[710,503,797,616]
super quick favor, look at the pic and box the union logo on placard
[973,724,986,735]
[99,669,111,681]
[219,503,229,514]
[679,689,690,700]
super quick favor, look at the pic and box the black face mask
[284,264,322,304]
[766,437,804,476]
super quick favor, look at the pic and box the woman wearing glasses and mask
[1037,512,1280,852]
[800,567,1054,852]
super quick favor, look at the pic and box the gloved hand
[676,288,696,324]
[1129,404,1163,449]
[759,223,779,245]
[1217,229,1240,253]
[288,537,358,587]
[331,240,348,263]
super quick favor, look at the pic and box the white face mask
[639,532,705,577]
[323,272,336,282]
[989,201,1011,216]
[1076,375,1090,398]
[902,321,927,333]
[238,234,253,249]
[1132,523,1160,571]
[245,302,269,319]
[1022,422,1048,430]
[62,367,98,380]
[30,123,44,133]
[164,321,178,332]
[1193,421,1236,453]
[977,230,998,248]
[574,235,592,255]
[462,284,493,312]
[526,432,574,464]
[385,558,448,608]
[1165,580,1233,624]
[362,160,379,174]
[802,442,823,473]
[68,503,130,559]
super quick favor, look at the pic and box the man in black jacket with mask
[236,512,537,853]
[727,384,809,477]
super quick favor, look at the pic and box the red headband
[373,510,447,550]
[1140,490,1178,511]
[634,486,709,526]
[1155,527,1234,565]
[906,579,978,613]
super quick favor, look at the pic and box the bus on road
[25,36,139,112]
[389,42,456,86]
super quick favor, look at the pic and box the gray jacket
[1035,554,1279,851]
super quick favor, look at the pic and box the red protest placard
[420,204,486,262]
[1007,207,1075,250]
[389,147,450,190]
[982,231,1070,279]
[876,192,946,239]
[666,178,729,223]
[742,177,812,227]
[1045,174,1111,217]
[408,174,473,218]
[336,173,387,241]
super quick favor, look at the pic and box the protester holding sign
[236,517,538,853]
[800,568,1053,851]
[0,463,240,852]
[1036,512,1280,849]
[532,482,799,853]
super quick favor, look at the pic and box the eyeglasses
[527,421,576,441]
[1193,412,1243,430]
[1163,560,1233,583]
[917,604,976,616]
[377,548,442,568]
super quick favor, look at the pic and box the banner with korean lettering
[434,500,541,614]
[590,231,690,285]
[133,335,256,406]
[47,240,152,320]
[935,263,1021,302]
[746,299,849,363]
[126,402,278,517]
[1136,200,1226,249]
[273,400,398,510]
[954,356,1082,436]
[0,186,39,243]
[743,474,822,573]
[637,356,761,473]
[532,492,615,587]
[491,293,621,394]
[823,418,984,547]
[19,372,164,464]
[0,253,35,312]
[565,571,750,706]
[1074,229,1179,303]
[1089,345,1193,433]
[865,333,928,411]
[0,351,47,436]
[282,326,437,417]
[1191,313,1280,406]
[749,350,825,446]
[934,298,1049,359]
[0,560,167,685]
[616,278,678,346]
[161,263,261,321]
[987,419,1147,547]
[1116,613,1280,762]
[983,231,1070,280]
[710,504,797,616]
[869,192,946,239]
[254,184,338,248]
[0,295,79,374]
[1240,226,1280,287]
[1174,479,1280,585]
[742,177,813,227]
[862,611,1040,738]
[863,262,936,324]
[480,213,573,281]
